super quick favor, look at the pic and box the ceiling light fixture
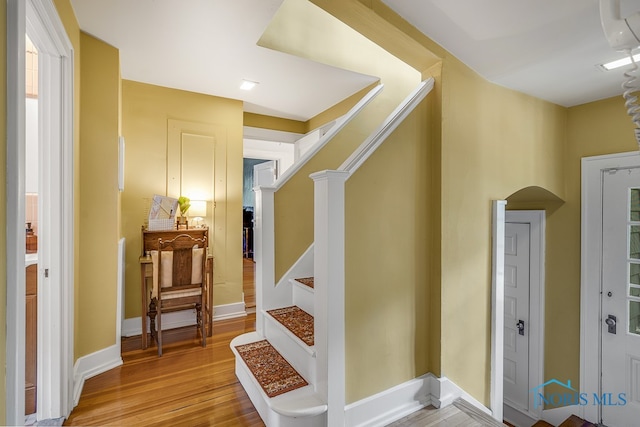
[240,79,259,91]
[600,52,640,70]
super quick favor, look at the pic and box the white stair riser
[292,281,314,316]
[235,358,326,427]
[264,314,316,384]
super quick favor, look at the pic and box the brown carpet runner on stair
[267,306,314,346]
[295,277,314,289]
[235,340,308,398]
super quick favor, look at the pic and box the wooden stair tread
[234,338,308,398]
[558,415,596,427]
[266,306,314,346]
[230,332,327,418]
[293,277,314,289]
[532,415,596,427]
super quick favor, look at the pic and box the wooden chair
[148,233,207,356]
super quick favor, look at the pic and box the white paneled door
[503,222,531,412]
[253,160,277,188]
[602,166,640,427]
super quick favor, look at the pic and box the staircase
[231,79,434,427]
[230,275,325,426]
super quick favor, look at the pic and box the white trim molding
[344,374,491,427]
[213,302,247,321]
[7,0,75,423]
[490,200,507,422]
[581,151,640,424]
[311,170,349,426]
[72,344,123,407]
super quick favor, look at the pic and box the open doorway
[242,158,276,313]
[24,34,39,418]
[7,1,75,424]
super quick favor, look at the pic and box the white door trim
[491,200,507,422]
[505,210,546,421]
[581,151,640,424]
[6,0,75,424]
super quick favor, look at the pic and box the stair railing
[253,83,384,335]
[312,77,434,425]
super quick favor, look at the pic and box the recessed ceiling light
[600,53,640,71]
[240,79,258,91]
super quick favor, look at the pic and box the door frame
[504,210,546,421]
[581,151,640,424]
[6,0,75,424]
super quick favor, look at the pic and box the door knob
[605,314,617,334]
[517,319,525,336]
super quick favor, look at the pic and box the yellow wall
[261,0,422,282]
[261,0,435,402]
[345,100,432,401]
[0,2,6,421]
[78,32,121,357]
[439,55,568,404]
[243,113,306,134]
[121,80,244,319]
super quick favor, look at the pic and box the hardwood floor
[65,259,507,427]
[244,257,256,312]
[65,315,264,426]
[65,257,260,426]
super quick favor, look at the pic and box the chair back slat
[157,234,207,289]
[173,248,193,286]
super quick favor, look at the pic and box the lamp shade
[190,200,207,218]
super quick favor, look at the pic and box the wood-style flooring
[243,257,256,312]
[64,256,511,426]
[65,315,264,426]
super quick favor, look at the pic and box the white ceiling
[69,0,640,123]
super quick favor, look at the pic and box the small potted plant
[177,196,191,228]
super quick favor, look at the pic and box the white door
[602,166,640,427]
[253,160,277,188]
[503,222,531,412]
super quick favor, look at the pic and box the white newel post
[311,170,349,426]
[254,186,276,335]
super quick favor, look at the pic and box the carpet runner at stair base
[295,277,314,289]
[235,340,308,398]
[267,306,314,346]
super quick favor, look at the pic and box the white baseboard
[345,374,432,427]
[430,375,492,416]
[343,373,492,427]
[213,302,247,321]
[504,403,538,427]
[122,302,247,337]
[72,343,123,407]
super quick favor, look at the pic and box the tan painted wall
[0,2,6,421]
[260,0,421,282]
[345,100,432,401]
[121,80,244,319]
[78,32,121,357]
[439,54,568,404]
[260,0,433,403]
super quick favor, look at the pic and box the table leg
[140,264,148,349]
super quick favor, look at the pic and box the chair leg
[196,302,205,347]
[157,302,163,356]
[148,297,157,345]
